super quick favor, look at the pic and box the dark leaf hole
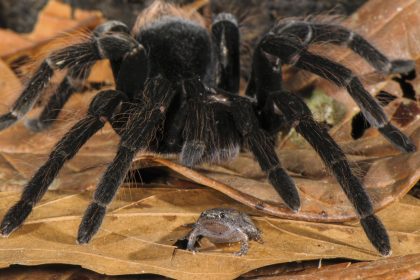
[125,166,171,185]
[408,180,420,199]
[393,70,417,101]
[9,55,31,78]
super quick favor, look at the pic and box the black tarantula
[0,1,416,256]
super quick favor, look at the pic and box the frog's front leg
[186,227,201,253]
[234,231,249,256]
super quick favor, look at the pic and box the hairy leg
[259,28,416,152]
[25,66,93,131]
[0,89,126,236]
[271,90,390,255]
[0,41,149,237]
[77,78,176,244]
[249,47,391,255]
[228,94,300,211]
[0,20,138,131]
[271,20,414,74]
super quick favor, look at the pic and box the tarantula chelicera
[0,1,416,256]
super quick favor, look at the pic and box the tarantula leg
[28,31,145,133]
[77,78,176,244]
[272,20,415,75]
[0,20,138,131]
[25,65,94,132]
[229,96,300,211]
[261,37,416,152]
[0,90,126,237]
[212,13,240,93]
[0,61,54,130]
[299,51,415,152]
[271,90,390,256]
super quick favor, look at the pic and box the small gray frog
[185,208,262,256]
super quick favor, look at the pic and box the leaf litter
[0,0,419,279]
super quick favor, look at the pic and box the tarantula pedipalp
[0,1,416,256]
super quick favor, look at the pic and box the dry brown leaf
[0,189,419,279]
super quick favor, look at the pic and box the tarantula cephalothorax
[0,1,416,256]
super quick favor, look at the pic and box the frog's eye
[220,213,226,218]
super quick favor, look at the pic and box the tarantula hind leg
[0,20,136,131]
[271,90,390,256]
[25,66,93,132]
[0,90,126,236]
[267,20,415,75]
[259,22,416,153]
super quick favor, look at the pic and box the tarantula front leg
[77,78,176,244]
[0,89,126,236]
[271,90,390,255]
[258,22,416,152]
[211,13,240,93]
[228,96,300,211]
[0,20,137,131]
[248,50,390,255]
